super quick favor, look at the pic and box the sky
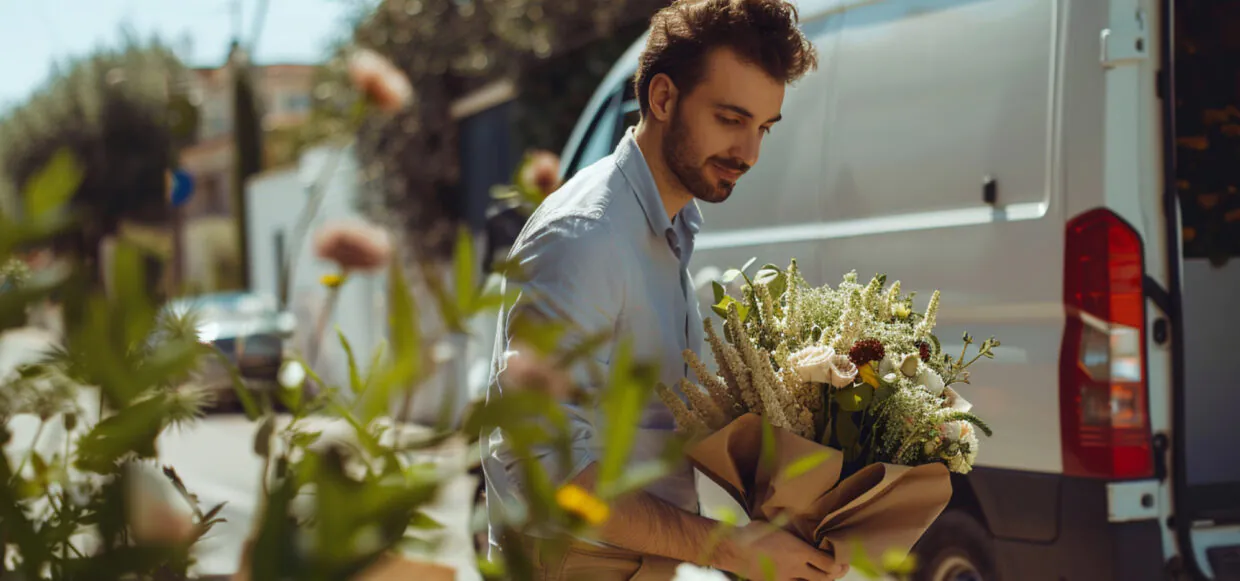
[0,0,363,112]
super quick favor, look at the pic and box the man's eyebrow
[715,103,782,124]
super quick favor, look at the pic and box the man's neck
[634,122,693,222]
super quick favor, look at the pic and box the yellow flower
[321,273,346,288]
[556,484,610,526]
[894,303,912,319]
[858,363,880,388]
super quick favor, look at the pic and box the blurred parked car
[162,291,297,413]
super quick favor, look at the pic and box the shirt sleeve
[491,214,625,489]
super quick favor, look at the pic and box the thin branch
[10,419,47,485]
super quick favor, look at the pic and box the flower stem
[9,419,47,485]
[307,285,343,370]
[281,138,351,310]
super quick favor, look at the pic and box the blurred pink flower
[347,49,413,113]
[125,464,194,546]
[519,150,562,198]
[313,220,393,272]
[131,501,194,546]
[499,344,574,399]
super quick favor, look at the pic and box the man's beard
[663,112,748,204]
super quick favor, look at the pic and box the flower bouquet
[658,260,998,565]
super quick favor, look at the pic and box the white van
[554,0,1240,579]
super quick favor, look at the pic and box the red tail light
[1060,209,1153,479]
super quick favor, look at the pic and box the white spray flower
[916,367,946,397]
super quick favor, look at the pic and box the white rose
[936,420,980,474]
[787,346,858,388]
[917,367,946,396]
[947,440,979,474]
[943,386,973,413]
[787,345,834,383]
[829,355,859,388]
[937,420,972,442]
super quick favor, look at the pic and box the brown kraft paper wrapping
[687,414,953,565]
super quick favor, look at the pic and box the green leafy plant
[0,150,224,581]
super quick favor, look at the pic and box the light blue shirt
[482,128,705,550]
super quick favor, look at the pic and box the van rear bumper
[968,468,1169,580]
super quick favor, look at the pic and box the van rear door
[1162,0,1240,578]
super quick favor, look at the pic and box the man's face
[662,47,786,204]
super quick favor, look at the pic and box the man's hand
[713,522,849,581]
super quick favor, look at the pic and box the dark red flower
[916,340,932,362]
[849,338,885,366]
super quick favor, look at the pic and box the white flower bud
[900,353,921,378]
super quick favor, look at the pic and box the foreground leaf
[359,256,420,423]
[779,450,833,481]
[338,328,364,395]
[453,226,476,315]
[207,346,261,420]
[834,385,874,412]
[76,396,169,473]
[24,148,83,221]
[849,542,881,578]
[596,340,658,497]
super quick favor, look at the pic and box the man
[482,0,848,579]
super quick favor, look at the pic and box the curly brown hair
[634,0,818,116]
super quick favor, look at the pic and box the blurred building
[174,56,317,293]
[180,61,316,220]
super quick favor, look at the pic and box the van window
[566,92,622,179]
[823,0,1055,220]
[621,100,641,138]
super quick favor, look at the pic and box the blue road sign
[170,169,195,208]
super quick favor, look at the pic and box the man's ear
[647,73,679,122]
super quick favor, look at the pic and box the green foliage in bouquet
[670,258,998,476]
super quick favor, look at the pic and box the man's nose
[733,132,761,168]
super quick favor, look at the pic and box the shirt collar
[614,127,704,238]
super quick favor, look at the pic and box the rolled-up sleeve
[491,214,624,489]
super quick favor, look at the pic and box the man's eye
[717,116,741,126]
[760,126,773,136]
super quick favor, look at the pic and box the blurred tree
[0,32,195,289]
[511,18,649,155]
[301,0,665,265]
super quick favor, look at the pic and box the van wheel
[912,509,997,581]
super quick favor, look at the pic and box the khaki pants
[526,539,682,581]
